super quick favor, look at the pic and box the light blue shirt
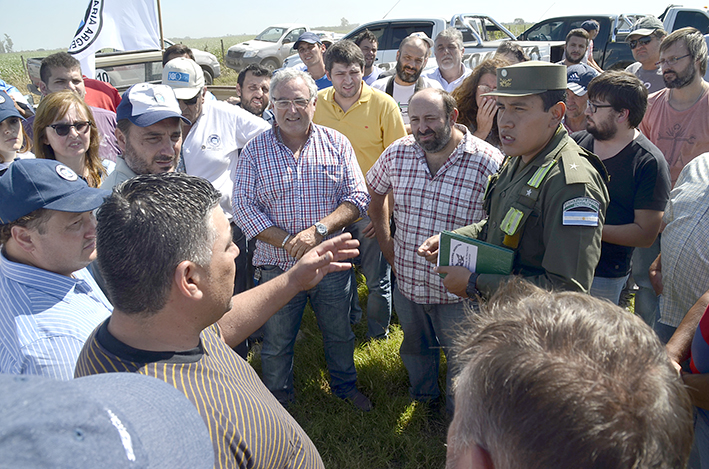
[0,252,112,380]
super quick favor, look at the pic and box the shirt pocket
[303,163,343,202]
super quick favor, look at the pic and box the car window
[344,24,387,46]
[256,27,287,42]
[523,20,566,41]
[674,11,709,34]
[390,23,435,50]
[284,29,305,43]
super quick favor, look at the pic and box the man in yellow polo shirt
[314,40,406,339]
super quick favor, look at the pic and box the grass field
[249,275,450,469]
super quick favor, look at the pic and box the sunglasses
[48,121,92,137]
[628,36,653,50]
[180,95,200,106]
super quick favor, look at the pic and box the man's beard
[396,61,423,83]
[242,97,267,116]
[566,51,583,64]
[587,119,617,142]
[664,62,696,89]
[415,123,452,153]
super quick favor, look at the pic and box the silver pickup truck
[283,14,558,72]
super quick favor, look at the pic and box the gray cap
[628,15,664,39]
[0,373,214,468]
[484,61,567,97]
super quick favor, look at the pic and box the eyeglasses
[272,98,312,109]
[628,36,653,50]
[48,121,92,136]
[656,54,691,68]
[179,94,200,106]
[586,102,614,113]
[477,84,496,94]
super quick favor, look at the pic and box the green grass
[247,272,448,469]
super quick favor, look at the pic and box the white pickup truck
[283,14,558,72]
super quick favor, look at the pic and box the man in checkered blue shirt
[232,68,372,411]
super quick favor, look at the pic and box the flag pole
[157,0,165,50]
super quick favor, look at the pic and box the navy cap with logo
[293,31,323,50]
[0,159,110,224]
[116,83,190,128]
[566,63,599,96]
[0,90,23,124]
[0,373,214,468]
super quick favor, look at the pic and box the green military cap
[484,61,567,97]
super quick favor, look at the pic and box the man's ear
[617,108,630,124]
[174,260,204,300]
[235,83,242,98]
[449,108,459,126]
[115,127,127,152]
[38,81,49,96]
[10,225,37,253]
[549,101,566,125]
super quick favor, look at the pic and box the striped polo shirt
[0,252,112,380]
[75,321,324,469]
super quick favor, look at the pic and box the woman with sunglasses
[452,57,509,148]
[0,90,33,176]
[33,90,106,187]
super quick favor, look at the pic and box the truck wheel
[261,59,279,72]
[202,68,214,85]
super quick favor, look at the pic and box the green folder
[437,230,514,276]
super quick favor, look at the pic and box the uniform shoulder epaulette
[558,138,609,185]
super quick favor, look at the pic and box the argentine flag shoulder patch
[562,197,600,226]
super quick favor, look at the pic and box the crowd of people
[0,17,708,468]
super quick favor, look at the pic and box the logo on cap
[501,69,508,77]
[167,72,190,83]
[0,95,5,104]
[55,164,78,181]
[154,93,166,103]
[500,78,512,88]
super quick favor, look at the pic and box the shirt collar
[0,250,87,300]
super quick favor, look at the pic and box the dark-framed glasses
[629,36,653,50]
[48,121,92,136]
[272,98,311,110]
[586,102,613,113]
[656,54,691,68]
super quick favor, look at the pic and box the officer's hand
[435,266,472,298]
[417,234,440,264]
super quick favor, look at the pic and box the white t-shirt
[371,76,442,124]
[182,100,270,219]
[0,151,34,173]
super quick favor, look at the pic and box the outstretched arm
[218,233,359,347]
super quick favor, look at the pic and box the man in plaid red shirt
[232,68,372,411]
[367,88,503,414]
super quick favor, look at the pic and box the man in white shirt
[423,28,471,92]
[162,57,270,296]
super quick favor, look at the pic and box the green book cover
[437,230,514,276]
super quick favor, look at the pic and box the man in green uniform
[418,61,609,297]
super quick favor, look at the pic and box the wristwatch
[465,272,481,298]
[314,222,329,237]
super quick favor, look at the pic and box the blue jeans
[393,286,468,414]
[258,266,356,404]
[346,217,392,339]
[590,274,630,305]
[632,236,661,326]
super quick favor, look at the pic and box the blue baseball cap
[566,63,599,96]
[116,83,190,127]
[293,32,322,50]
[0,90,23,124]
[0,159,110,224]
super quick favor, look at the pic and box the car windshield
[255,27,287,42]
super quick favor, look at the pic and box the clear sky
[2,0,693,52]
